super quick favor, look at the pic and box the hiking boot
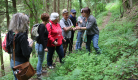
[49,66,54,69]
[37,74,43,80]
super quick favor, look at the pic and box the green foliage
[45,1,138,80]
[0,71,14,80]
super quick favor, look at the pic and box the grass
[44,1,138,80]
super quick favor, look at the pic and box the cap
[50,12,59,21]
[62,9,68,14]
[71,9,76,13]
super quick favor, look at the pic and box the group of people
[6,7,101,80]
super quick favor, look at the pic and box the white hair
[50,12,59,21]
[9,13,29,33]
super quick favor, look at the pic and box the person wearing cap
[60,9,74,56]
[74,7,101,54]
[69,9,77,53]
[46,12,65,69]
[75,9,85,51]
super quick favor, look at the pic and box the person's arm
[21,35,32,58]
[77,16,82,23]
[46,23,55,44]
[60,20,72,32]
[39,24,47,49]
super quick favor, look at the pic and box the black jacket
[6,30,32,62]
[36,24,48,49]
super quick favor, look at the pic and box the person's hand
[54,41,58,46]
[76,26,80,30]
[63,38,66,42]
[73,27,76,31]
[70,27,73,30]
[28,38,33,47]
[80,20,83,23]
[44,48,48,52]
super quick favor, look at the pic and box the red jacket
[46,20,63,47]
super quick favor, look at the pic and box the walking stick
[53,39,58,65]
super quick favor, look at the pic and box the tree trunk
[79,0,82,10]
[58,0,60,19]
[46,0,49,13]
[6,0,9,29]
[129,0,132,8]
[69,0,72,14]
[53,0,56,12]
[0,25,5,76]
[67,0,69,10]
[63,0,65,9]
[95,0,97,17]
[12,0,17,13]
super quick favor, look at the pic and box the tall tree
[129,0,132,8]
[24,0,38,23]
[79,0,82,10]
[69,0,72,12]
[0,26,5,76]
[5,0,9,29]
[12,0,17,13]
[46,0,50,13]
[67,0,69,10]
[94,0,97,17]
[63,0,65,9]
[54,0,56,12]
[58,0,60,19]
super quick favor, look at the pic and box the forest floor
[29,11,113,80]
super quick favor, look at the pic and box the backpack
[2,34,8,52]
[31,23,40,41]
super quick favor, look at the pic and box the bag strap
[13,34,16,67]
[49,22,52,29]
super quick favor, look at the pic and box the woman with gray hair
[46,12,65,68]
[6,13,33,80]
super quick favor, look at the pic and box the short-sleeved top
[60,18,73,38]
[82,15,99,35]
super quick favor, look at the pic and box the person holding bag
[74,7,101,54]
[7,13,34,80]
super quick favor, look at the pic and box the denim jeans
[86,34,100,54]
[35,43,45,75]
[10,59,25,80]
[75,31,83,50]
[47,45,64,66]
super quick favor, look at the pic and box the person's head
[50,12,59,23]
[81,8,84,17]
[9,13,29,33]
[41,13,49,24]
[70,9,76,17]
[62,9,69,20]
[82,7,91,17]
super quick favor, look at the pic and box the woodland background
[0,0,138,80]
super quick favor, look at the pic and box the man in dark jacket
[69,9,77,52]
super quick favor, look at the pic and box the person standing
[7,13,33,80]
[69,9,77,53]
[74,7,101,54]
[46,12,65,69]
[60,9,74,56]
[75,9,85,51]
[35,13,49,79]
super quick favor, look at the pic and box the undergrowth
[44,1,138,80]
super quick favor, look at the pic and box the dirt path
[99,11,112,30]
